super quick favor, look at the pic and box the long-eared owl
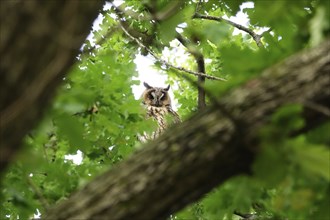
[140,82,180,141]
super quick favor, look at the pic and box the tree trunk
[0,0,104,174]
[44,40,330,220]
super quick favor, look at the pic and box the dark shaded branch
[193,13,264,48]
[44,40,330,220]
[197,60,206,109]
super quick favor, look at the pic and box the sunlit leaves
[245,0,312,52]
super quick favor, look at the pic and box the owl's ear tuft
[143,82,152,89]
[164,84,170,91]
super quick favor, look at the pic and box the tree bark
[44,40,330,220]
[0,0,104,174]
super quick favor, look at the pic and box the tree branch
[193,13,264,48]
[176,33,206,109]
[119,23,226,81]
[44,40,330,220]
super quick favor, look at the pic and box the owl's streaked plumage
[140,82,180,141]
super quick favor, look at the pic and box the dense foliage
[1,0,329,219]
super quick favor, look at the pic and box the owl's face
[142,82,171,107]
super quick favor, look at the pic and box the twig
[303,101,330,117]
[110,3,152,40]
[234,210,258,220]
[119,24,226,81]
[162,63,224,81]
[193,13,264,48]
[195,0,203,15]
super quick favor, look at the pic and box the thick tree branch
[193,13,264,48]
[0,1,105,174]
[44,40,330,220]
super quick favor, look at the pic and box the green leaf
[310,187,330,220]
[55,114,88,152]
[159,6,194,44]
[203,21,232,44]
[253,146,287,187]
[269,104,305,136]
[221,0,244,15]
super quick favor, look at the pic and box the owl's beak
[155,101,161,107]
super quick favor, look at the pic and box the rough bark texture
[44,40,330,220]
[0,0,104,173]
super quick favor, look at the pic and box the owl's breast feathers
[145,105,168,118]
[145,105,181,123]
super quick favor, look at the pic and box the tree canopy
[1,0,329,220]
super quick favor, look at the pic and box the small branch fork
[176,33,207,109]
[119,24,226,81]
[193,13,265,48]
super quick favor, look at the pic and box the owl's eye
[160,93,166,100]
[148,91,156,100]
